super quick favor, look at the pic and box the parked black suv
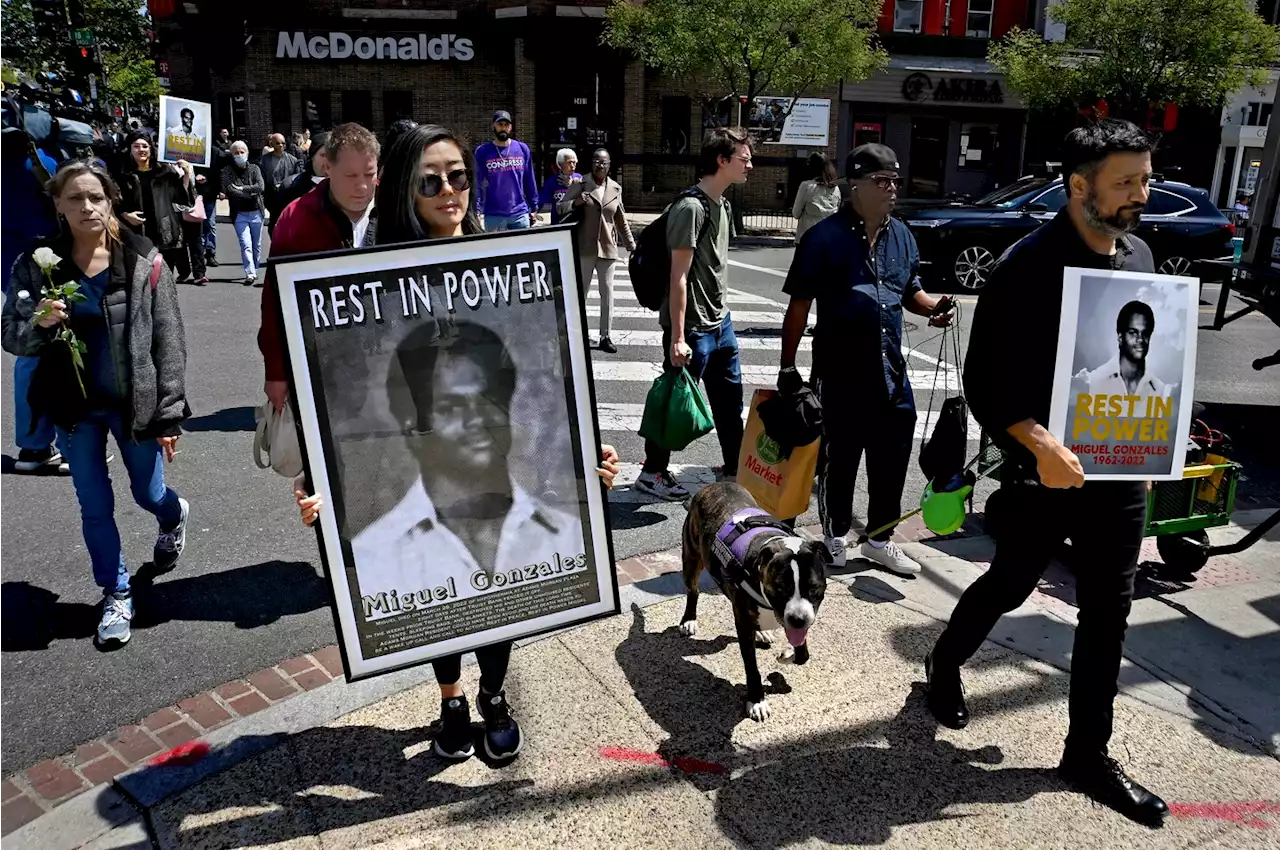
[902,176,1236,290]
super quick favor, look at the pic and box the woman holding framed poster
[291,124,620,765]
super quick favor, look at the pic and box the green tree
[989,0,1280,118]
[603,0,887,127]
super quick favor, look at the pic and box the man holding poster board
[925,120,1174,828]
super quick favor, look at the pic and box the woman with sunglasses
[295,124,622,764]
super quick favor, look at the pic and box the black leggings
[431,640,513,694]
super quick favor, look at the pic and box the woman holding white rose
[1,161,192,648]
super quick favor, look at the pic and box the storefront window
[966,0,994,38]
[958,123,997,169]
[342,90,373,130]
[1237,156,1264,198]
[301,90,331,135]
[853,120,884,148]
[269,90,291,135]
[661,96,692,155]
[894,0,923,32]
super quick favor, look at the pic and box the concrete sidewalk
[11,512,1278,849]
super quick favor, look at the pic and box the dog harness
[710,508,790,608]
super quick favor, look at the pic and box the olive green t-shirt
[658,192,731,332]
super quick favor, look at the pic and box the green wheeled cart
[975,433,1248,574]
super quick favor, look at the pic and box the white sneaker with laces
[823,535,848,567]
[859,540,922,576]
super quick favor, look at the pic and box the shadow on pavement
[104,728,532,849]
[1,560,327,651]
[607,502,670,531]
[711,688,1059,848]
[182,406,257,433]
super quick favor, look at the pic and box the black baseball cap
[492,110,512,124]
[846,143,900,180]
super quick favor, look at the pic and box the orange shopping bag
[737,389,820,520]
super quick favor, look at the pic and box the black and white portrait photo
[273,228,618,679]
[1049,268,1198,480]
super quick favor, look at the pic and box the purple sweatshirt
[474,139,538,218]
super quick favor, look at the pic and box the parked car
[901,175,1237,290]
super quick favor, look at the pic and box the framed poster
[273,227,619,680]
[158,95,212,167]
[1048,267,1198,480]
[748,97,831,146]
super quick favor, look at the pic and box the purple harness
[710,508,788,607]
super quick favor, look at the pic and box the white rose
[32,247,62,271]
[16,290,29,300]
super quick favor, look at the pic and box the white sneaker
[823,535,848,567]
[634,471,690,501]
[859,540,922,576]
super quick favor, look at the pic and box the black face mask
[495,131,510,142]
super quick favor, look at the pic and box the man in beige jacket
[559,148,635,353]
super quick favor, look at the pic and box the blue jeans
[643,313,744,474]
[202,196,218,252]
[234,211,264,279]
[58,410,183,594]
[484,213,530,232]
[13,354,58,452]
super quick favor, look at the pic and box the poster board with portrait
[274,227,619,680]
[157,95,212,167]
[1048,267,1198,481]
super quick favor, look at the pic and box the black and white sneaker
[433,696,475,760]
[478,689,524,762]
[153,498,190,571]
[14,447,69,474]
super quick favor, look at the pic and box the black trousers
[430,640,514,694]
[932,480,1147,757]
[815,377,916,542]
[160,247,190,283]
[182,220,206,279]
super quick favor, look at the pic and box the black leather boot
[1059,753,1169,828]
[925,652,969,729]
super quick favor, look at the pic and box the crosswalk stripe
[586,306,785,323]
[590,361,961,390]
[607,329,808,352]
[586,289,781,307]
[596,405,980,439]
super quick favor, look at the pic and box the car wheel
[953,245,996,290]
[1159,255,1193,276]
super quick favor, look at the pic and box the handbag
[253,397,304,478]
[179,200,207,223]
[638,367,715,451]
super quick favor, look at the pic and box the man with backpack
[633,127,752,501]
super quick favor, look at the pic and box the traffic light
[31,0,69,41]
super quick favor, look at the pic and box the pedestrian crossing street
[582,265,974,496]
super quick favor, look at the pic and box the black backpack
[628,187,715,311]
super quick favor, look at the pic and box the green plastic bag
[638,368,715,451]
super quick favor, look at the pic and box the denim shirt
[782,205,923,407]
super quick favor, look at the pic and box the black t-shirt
[963,210,1155,480]
[138,169,159,242]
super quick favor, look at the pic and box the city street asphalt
[1,222,1276,772]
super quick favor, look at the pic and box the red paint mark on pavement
[599,746,726,775]
[148,741,211,767]
[1169,801,1280,829]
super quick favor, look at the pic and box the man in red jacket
[260,123,380,412]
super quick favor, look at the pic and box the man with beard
[474,110,538,231]
[925,120,1170,829]
[1079,301,1172,400]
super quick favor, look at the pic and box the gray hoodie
[2,231,190,438]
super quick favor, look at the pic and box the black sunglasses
[419,169,470,198]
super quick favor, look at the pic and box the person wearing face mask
[925,120,1168,829]
[2,160,191,648]
[558,148,635,353]
[473,110,538,231]
[220,141,266,285]
[259,123,380,416]
[114,131,195,283]
[293,124,623,766]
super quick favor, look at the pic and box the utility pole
[1241,79,1280,269]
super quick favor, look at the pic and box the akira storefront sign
[276,31,475,61]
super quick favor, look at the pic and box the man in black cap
[474,109,539,231]
[778,143,953,576]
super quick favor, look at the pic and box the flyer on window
[1047,267,1198,481]
[273,227,618,680]
[157,95,213,167]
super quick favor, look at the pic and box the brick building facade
[152,0,841,212]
